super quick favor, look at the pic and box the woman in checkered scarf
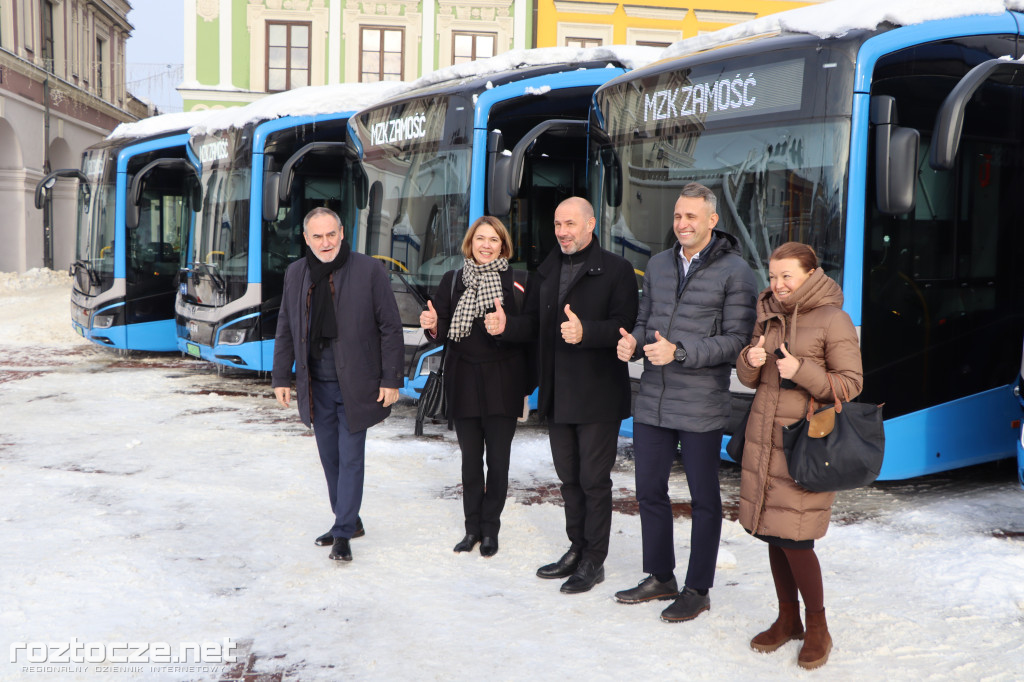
[420,216,533,558]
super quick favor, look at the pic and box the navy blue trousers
[548,421,619,566]
[311,378,367,540]
[633,422,723,590]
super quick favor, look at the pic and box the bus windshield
[188,130,251,306]
[593,50,853,290]
[355,95,472,324]
[74,147,117,295]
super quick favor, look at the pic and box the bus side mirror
[353,163,369,210]
[34,169,87,209]
[263,171,280,222]
[872,95,919,216]
[602,148,622,209]
[486,130,512,217]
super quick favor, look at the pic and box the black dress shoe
[328,537,352,562]
[536,548,581,579]
[661,586,710,622]
[480,537,499,557]
[315,516,364,546]
[614,575,679,604]
[453,534,479,553]
[560,559,604,594]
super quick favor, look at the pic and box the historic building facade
[181,1,822,112]
[0,0,146,273]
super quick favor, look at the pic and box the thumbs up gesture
[643,330,676,366]
[776,342,800,380]
[616,327,637,362]
[419,300,438,334]
[746,335,767,368]
[485,297,506,336]
[560,304,583,344]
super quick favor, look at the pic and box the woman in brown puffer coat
[735,242,863,671]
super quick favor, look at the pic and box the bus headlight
[93,314,115,329]
[219,328,247,346]
[420,352,442,376]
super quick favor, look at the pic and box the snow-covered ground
[1,271,1023,681]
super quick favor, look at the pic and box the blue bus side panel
[124,319,179,352]
[879,384,1017,479]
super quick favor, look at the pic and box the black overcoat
[502,242,638,424]
[271,251,404,433]
[430,268,532,419]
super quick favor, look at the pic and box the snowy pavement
[1,271,1023,681]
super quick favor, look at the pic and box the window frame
[265,20,312,93]
[359,25,405,83]
[451,31,496,65]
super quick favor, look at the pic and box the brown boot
[750,601,804,653]
[798,608,833,670]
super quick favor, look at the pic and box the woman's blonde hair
[461,215,514,261]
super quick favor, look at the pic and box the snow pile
[0,267,70,292]
[663,0,1017,60]
[108,110,218,141]
[186,82,407,135]
[404,45,663,92]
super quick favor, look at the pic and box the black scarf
[305,240,350,360]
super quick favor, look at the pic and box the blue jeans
[633,422,723,590]
[311,378,367,539]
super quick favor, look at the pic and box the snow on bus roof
[107,109,217,140]
[185,81,407,135]
[401,45,664,93]
[662,0,1024,60]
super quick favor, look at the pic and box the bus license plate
[72,322,85,337]
[186,342,201,358]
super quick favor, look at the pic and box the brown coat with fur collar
[735,268,863,541]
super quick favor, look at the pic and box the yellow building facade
[536,0,824,49]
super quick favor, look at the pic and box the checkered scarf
[447,257,507,341]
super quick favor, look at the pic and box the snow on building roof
[662,0,1024,61]
[186,81,408,135]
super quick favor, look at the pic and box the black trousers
[454,415,517,538]
[633,422,723,590]
[547,421,619,565]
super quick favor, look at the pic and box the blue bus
[175,83,402,370]
[348,47,659,399]
[590,2,1024,479]
[35,112,207,351]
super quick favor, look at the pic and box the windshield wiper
[73,259,101,287]
[196,262,227,292]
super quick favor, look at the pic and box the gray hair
[303,206,342,233]
[679,182,717,214]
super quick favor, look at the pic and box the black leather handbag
[781,374,884,492]
[414,347,448,436]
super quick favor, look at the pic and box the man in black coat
[272,207,404,563]
[487,197,638,593]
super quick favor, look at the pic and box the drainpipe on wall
[42,76,53,270]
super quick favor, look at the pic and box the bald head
[553,196,597,255]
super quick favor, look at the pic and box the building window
[636,40,670,48]
[360,27,403,82]
[452,32,495,65]
[266,21,310,92]
[566,37,603,48]
[96,37,105,97]
[41,0,54,72]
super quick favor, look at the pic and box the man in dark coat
[614,182,757,621]
[487,196,638,593]
[272,207,404,562]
